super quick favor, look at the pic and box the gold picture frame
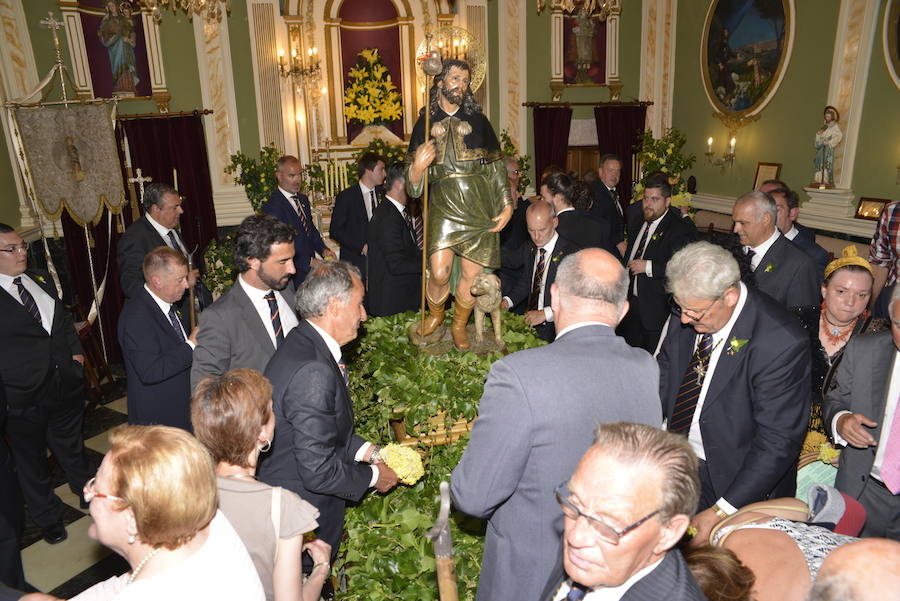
[855,198,891,221]
[753,162,782,190]
[884,0,900,91]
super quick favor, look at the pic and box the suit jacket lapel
[143,288,183,343]
[642,209,676,258]
[702,298,756,412]
[233,283,276,353]
[756,235,785,278]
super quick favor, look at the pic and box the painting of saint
[562,14,607,85]
[98,1,140,96]
[702,0,793,116]
[80,0,152,100]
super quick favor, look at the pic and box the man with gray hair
[732,190,819,307]
[658,241,810,544]
[539,422,706,600]
[823,284,900,539]
[452,248,663,601]
[258,260,398,575]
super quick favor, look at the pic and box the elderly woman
[72,425,264,600]
[191,369,330,601]
[791,246,887,454]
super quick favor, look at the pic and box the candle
[321,86,327,96]
[729,137,736,154]
[278,48,285,67]
[706,137,713,153]
[172,168,178,191]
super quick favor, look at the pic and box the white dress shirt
[237,274,299,347]
[784,225,799,241]
[146,213,187,254]
[0,272,55,334]
[831,352,900,482]
[359,182,377,221]
[503,232,558,322]
[278,187,302,212]
[144,284,193,348]
[746,230,780,271]
[385,196,416,243]
[552,558,663,601]
[626,211,667,291]
[306,319,379,486]
[686,282,748,512]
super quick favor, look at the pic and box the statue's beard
[441,85,465,106]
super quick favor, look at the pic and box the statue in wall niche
[98,0,140,97]
[812,105,842,188]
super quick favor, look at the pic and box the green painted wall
[853,5,900,203]
[671,0,840,198]
[228,1,262,152]
[523,7,643,164]
[0,139,18,226]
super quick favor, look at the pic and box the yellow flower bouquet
[380,444,425,485]
[343,48,403,125]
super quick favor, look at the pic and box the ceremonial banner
[13,103,126,226]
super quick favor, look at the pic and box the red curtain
[593,104,648,213]
[532,106,573,186]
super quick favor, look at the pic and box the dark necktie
[264,291,284,347]
[610,187,623,216]
[338,359,349,388]
[529,248,547,311]
[668,333,715,435]
[13,276,42,324]
[565,582,588,600]
[745,248,757,270]
[369,190,377,217]
[634,224,651,259]
[413,215,424,250]
[167,230,182,253]
[168,305,185,342]
[291,195,311,234]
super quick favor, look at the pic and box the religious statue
[98,1,140,96]
[407,58,513,351]
[812,105,842,188]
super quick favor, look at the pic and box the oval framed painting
[701,0,796,117]
[884,0,900,91]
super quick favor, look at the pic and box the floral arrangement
[344,48,403,125]
[500,129,532,195]
[380,444,425,485]
[224,145,281,212]
[202,230,236,298]
[632,128,696,212]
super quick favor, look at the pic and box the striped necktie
[168,306,185,342]
[338,359,349,388]
[167,230,182,253]
[264,291,284,347]
[13,276,42,324]
[668,333,714,434]
[291,195,311,234]
[413,215,424,249]
[529,248,547,311]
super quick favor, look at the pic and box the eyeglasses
[555,483,660,545]
[0,242,28,254]
[84,477,128,504]
[669,295,720,323]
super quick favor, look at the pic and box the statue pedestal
[799,187,875,238]
[350,124,402,146]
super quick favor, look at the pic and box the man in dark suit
[0,224,91,545]
[501,200,580,342]
[191,214,298,389]
[118,246,196,430]
[366,163,422,317]
[498,156,531,295]
[542,171,615,257]
[823,286,900,540]
[767,186,830,279]
[258,261,398,566]
[589,153,626,254]
[117,182,207,309]
[262,155,336,287]
[329,152,385,279]
[659,241,810,544]
[619,173,698,352]
[732,190,819,307]
[452,248,662,601]
[539,423,706,601]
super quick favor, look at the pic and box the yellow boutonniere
[552,251,564,263]
[651,231,664,242]
[34,274,46,283]
[726,337,749,355]
[764,263,776,273]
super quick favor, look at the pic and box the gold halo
[415,26,486,94]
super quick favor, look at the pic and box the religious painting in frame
[562,14,607,85]
[701,0,795,118]
[752,161,781,190]
[884,0,900,91]
[79,0,152,99]
[855,198,891,222]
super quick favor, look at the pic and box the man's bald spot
[577,247,624,286]
[526,199,554,221]
[812,539,900,601]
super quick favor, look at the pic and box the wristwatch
[712,504,729,520]
[368,445,381,464]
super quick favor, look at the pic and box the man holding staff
[407,58,512,350]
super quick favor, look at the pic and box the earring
[258,439,272,453]
[128,534,136,544]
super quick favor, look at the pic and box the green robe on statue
[406,107,512,269]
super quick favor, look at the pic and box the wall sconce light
[705,136,736,169]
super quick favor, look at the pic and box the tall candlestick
[729,137,736,154]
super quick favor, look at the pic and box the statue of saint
[407,59,512,350]
[813,105,842,188]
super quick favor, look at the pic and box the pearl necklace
[128,547,161,584]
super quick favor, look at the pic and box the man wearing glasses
[540,422,706,600]
[658,241,810,545]
[0,223,92,546]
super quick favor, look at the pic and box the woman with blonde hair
[191,369,330,601]
[72,425,264,600]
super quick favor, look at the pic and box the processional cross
[128,168,153,199]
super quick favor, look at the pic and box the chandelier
[125,0,231,22]
[536,0,613,20]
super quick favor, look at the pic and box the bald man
[452,248,662,601]
[501,200,580,341]
[807,539,900,601]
